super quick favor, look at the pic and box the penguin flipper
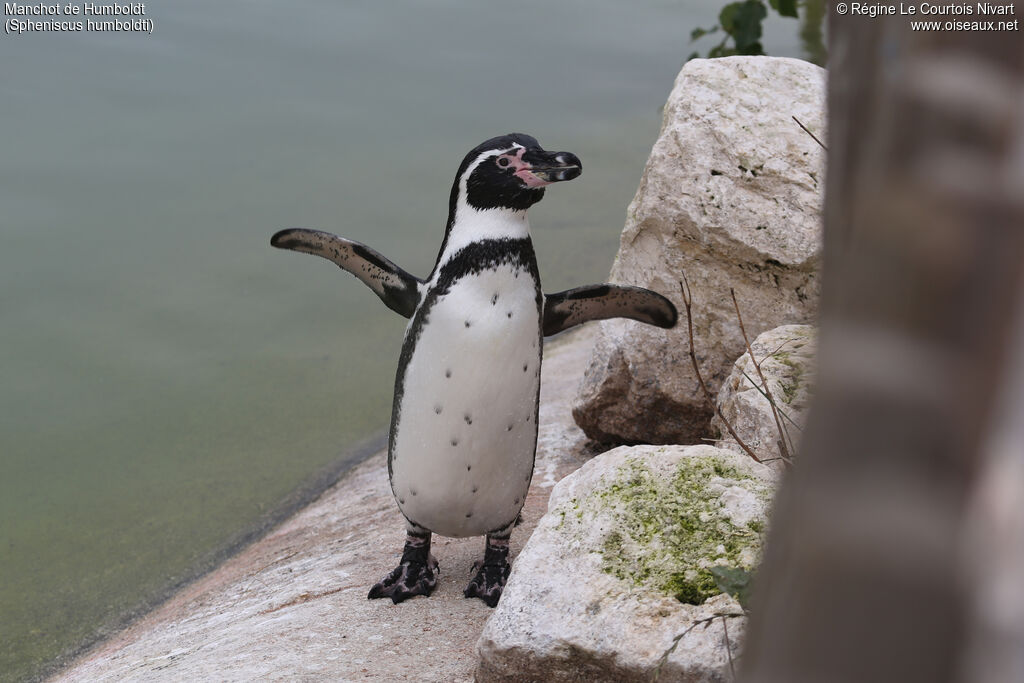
[271,228,422,318]
[543,284,678,336]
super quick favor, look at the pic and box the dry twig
[738,369,802,431]
[722,614,737,680]
[792,115,827,151]
[731,289,794,467]
[651,612,746,682]
[679,275,761,464]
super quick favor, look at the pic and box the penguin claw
[368,554,439,604]
[464,560,510,608]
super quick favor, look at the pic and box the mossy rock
[557,445,773,605]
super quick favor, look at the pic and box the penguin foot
[463,535,511,608]
[368,532,438,604]
[464,560,510,607]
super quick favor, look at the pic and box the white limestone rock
[573,56,825,444]
[476,445,774,682]
[712,324,816,467]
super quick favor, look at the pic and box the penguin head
[454,133,582,212]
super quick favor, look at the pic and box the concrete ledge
[54,327,599,683]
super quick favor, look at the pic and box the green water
[1,2,815,680]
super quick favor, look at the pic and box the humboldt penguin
[271,133,676,607]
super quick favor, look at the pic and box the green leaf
[710,565,753,610]
[739,41,765,56]
[718,1,742,33]
[729,1,768,52]
[708,44,737,59]
[770,0,799,17]
[690,25,717,42]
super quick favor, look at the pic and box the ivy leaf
[739,40,765,56]
[718,1,742,33]
[708,44,738,58]
[770,0,799,17]
[710,565,753,610]
[690,25,717,42]
[728,0,768,53]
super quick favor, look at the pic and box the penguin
[271,133,677,607]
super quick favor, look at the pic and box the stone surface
[476,444,775,682]
[52,328,601,683]
[573,56,826,444]
[712,324,816,467]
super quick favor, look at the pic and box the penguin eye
[497,157,510,168]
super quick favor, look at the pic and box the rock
[712,324,817,467]
[476,445,774,682]
[573,56,825,444]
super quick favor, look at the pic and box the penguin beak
[517,149,582,187]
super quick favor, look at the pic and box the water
[1,2,817,679]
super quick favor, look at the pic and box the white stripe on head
[434,143,531,273]
[457,143,524,186]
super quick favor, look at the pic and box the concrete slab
[54,327,598,682]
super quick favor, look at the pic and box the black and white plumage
[272,133,676,607]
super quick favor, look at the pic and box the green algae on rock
[482,443,778,681]
[564,448,773,605]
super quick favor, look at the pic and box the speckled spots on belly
[389,264,541,537]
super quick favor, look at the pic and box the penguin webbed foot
[464,560,510,608]
[464,535,511,608]
[368,555,439,604]
[368,533,439,604]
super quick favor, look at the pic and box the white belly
[390,265,540,537]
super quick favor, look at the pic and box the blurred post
[741,9,1024,683]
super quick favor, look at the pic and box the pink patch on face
[516,169,553,188]
[498,148,552,188]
